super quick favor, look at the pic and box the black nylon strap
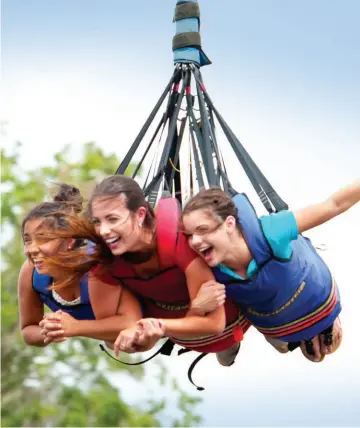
[174,2,200,21]
[143,170,164,198]
[203,76,287,211]
[305,339,314,356]
[195,77,217,185]
[131,114,166,179]
[169,116,187,186]
[192,67,288,213]
[115,69,180,175]
[172,32,201,51]
[99,339,175,365]
[189,121,205,189]
[288,341,301,352]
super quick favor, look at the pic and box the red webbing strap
[156,195,181,267]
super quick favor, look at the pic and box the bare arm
[43,273,163,352]
[18,260,50,346]
[160,258,226,338]
[295,179,360,234]
[115,258,226,355]
[69,275,143,341]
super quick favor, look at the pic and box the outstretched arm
[295,179,360,234]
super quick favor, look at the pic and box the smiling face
[91,194,147,256]
[182,208,237,267]
[23,218,73,275]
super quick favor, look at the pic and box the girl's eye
[91,219,100,225]
[108,217,119,224]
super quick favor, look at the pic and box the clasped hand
[39,310,76,344]
[114,318,166,356]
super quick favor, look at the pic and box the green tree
[1,142,201,427]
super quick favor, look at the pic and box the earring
[138,222,143,228]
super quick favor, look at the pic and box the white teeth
[105,237,119,244]
[198,247,210,253]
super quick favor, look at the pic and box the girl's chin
[35,266,49,274]
[110,245,127,256]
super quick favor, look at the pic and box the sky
[2,0,360,426]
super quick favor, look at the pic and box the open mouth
[197,246,214,262]
[32,258,45,269]
[105,236,121,249]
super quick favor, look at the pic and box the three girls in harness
[36,176,251,370]
[181,179,360,362]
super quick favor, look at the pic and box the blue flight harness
[212,193,341,354]
[32,269,95,320]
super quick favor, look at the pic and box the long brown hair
[39,175,157,289]
[38,216,112,291]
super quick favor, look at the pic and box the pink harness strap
[156,195,181,268]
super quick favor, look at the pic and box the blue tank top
[212,193,341,342]
[32,270,95,320]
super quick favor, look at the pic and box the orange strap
[233,325,244,342]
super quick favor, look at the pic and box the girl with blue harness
[181,180,360,362]
[18,184,149,348]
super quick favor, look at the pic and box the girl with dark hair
[181,180,360,362]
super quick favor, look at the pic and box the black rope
[99,339,175,366]
[187,352,207,391]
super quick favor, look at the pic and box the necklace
[52,288,81,306]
